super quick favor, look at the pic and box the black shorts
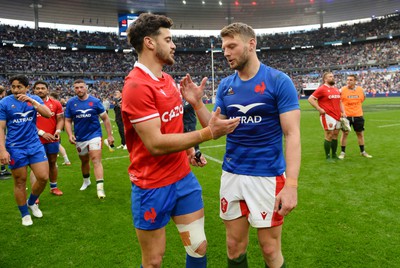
[348,116,365,132]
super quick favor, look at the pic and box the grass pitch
[0,97,399,267]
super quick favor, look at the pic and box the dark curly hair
[127,13,173,53]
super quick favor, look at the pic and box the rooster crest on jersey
[254,81,266,94]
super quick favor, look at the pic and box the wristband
[194,102,205,111]
[198,126,213,142]
[38,130,45,136]
[55,129,62,134]
[32,101,39,109]
[285,178,298,188]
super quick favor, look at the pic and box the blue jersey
[214,64,299,176]
[64,95,105,142]
[0,94,44,149]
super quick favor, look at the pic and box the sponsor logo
[12,110,34,123]
[228,103,265,114]
[328,94,341,99]
[144,207,157,223]
[254,81,266,94]
[221,197,228,213]
[15,111,33,117]
[77,109,92,114]
[228,103,265,124]
[161,105,183,122]
[76,109,93,118]
[347,95,360,99]
[261,211,267,220]
[233,116,262,124]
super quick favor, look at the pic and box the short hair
[50,92,60,100]
[9,75,30,87]
[127,13,173,53]
[0,85,5,95]
[322,72,333,82]
[220,22,256,41]
[347,74,357,80]
[33,80,49,89]
[73,79,86,85]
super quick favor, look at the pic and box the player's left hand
[180,74,208,108]
[187,148,207,167]
[42,132,57,142]
[107,136,114,147]
[274,185,297,216]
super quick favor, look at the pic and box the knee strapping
[176,217,207,258]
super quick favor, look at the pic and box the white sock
[96,182,104,191]
[80,178,91,190]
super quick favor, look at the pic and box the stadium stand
[1,12,399,99]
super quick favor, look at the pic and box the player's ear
[144,36,155,50]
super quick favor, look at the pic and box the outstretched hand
[208,107,240,139]
[180,74,208,108]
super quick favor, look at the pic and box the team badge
[144,207,157,223]
[227,87,234,95]
[221,197,228,213]
[254,81,266,94]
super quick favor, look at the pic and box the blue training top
[214,63,300,177]
[0,94,44,149]
[64,95,105,142]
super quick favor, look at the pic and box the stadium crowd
[1,11,399,49]
[0,12,399,100]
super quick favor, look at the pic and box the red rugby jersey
[37,97,64,144]
[122,63,190,189]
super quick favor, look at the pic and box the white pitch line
[203,153,223,164]
[103,155,129,161]
[201,144,226,149]
[103,152,224,165]
[377,123,400,128]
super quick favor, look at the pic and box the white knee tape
[176,217,206,258]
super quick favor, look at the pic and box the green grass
[1,97,400,267]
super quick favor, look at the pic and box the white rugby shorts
[75,137,102,156]
[320,113,341,131]
[219,171,285,228]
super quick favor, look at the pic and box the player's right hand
[0,150,10,165]
[208,107,240,139]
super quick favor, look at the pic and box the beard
[229,48,249,71]
[156,47,175,66]
[328,80,335,86]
